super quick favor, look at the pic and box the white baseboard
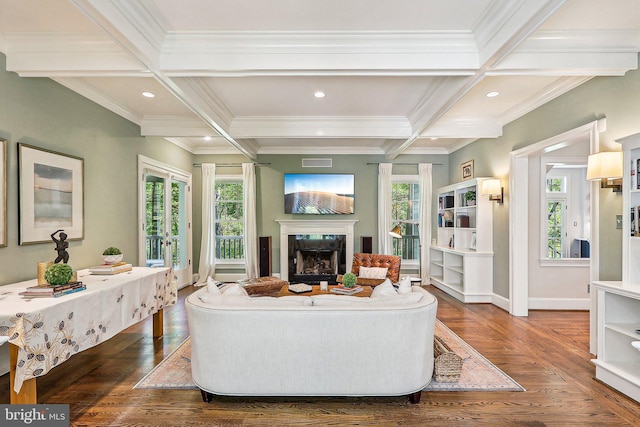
[492,293,510,312]
[528,297,590,310]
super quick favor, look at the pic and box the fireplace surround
[277,220,357,282]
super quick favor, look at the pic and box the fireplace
[277,220,358,282]
[288,235,346,284]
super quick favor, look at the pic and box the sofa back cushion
[311,292,423,307]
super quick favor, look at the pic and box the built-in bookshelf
[430,178,494,303]
[590,133,640,403]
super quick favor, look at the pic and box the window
[546,176,566,193]
[391,177,420,262]
[547,199,565,259]
[215,178,244,261]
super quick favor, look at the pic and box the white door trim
[137,155,193,288]
[509,119,605,318]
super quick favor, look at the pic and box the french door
[138,156,192,288]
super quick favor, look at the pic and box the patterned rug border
[425,321,525,392]
[135,320,525,392]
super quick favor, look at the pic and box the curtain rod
[366,162,443,166]
[193,162,271,167]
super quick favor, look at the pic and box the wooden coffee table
[278,284,373,297]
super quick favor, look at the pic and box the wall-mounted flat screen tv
[284,173,354,214]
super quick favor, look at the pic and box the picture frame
[0,138,6,247]
[461,160,474,180]
[18,143,84,245]
[470,232,477,251]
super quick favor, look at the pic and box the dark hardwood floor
[2,285,640,426]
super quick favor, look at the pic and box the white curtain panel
[377,163,393,255]
[196,163,216,284]
[419,163,433,284]
[243,163,259,279]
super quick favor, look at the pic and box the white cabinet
[591,281,640,403]
[590,133,640,402]
[430,178,494,303]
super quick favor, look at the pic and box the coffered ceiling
[1,0,640,160]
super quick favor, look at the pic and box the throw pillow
[221,283,249,296]
[371,278,398,297]
[207,276,222,295]
[358,266,388,279]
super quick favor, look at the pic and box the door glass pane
[171,179,187,271]
[145,174,165,267]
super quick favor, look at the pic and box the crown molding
[141,116,213,137]
[170,77,234,128]
[256,145,386,155]
[52,77,142,125]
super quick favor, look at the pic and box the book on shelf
[331,285,363,295]
[89,262,133,275]
[21,282,86,298]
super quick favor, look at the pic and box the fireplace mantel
[276,219,358,282]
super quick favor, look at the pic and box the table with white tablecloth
[0,266,176,403]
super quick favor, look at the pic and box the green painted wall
[0,54,193,285]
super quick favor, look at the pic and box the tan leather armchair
[338,253,401,286]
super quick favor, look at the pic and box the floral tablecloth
[0,267,176,393]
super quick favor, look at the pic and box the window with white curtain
[391,175,420,263]
[215,177,244,262]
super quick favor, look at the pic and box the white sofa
[185,282,438,403]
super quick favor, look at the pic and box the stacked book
[330,285,363,295]
[89,262,133,275]
[20,281,86,298]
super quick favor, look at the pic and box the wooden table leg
[153,309,163,338]
[9,343,37,404]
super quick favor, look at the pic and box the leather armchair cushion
[337,253,401,286]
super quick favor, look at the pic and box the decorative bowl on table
[103,254,123,264]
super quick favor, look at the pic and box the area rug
[134,320,524,392]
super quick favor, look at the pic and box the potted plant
[45,263,73,286]
[102,247,123,264]
[464,190,476,206]
[341,272,358,288]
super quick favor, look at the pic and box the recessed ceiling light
[486,91,500,98]
[430,137,438,140]
[142,91,155,98]
[204,136,212,141]
[314,91,325,98]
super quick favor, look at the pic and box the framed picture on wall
[0,138,6,247]
[18,143,84,244]
[461,159,474,180]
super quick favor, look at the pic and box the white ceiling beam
[160,31,479,73]
[386,0,566,159]
[422,117,503,139]
[71,0,259,160]
[230,116,412,139]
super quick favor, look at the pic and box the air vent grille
[302,158,332,168]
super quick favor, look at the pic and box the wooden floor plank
[1,284,639,426]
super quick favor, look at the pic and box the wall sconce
[481,179,503,203]
[586,151,623,192]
